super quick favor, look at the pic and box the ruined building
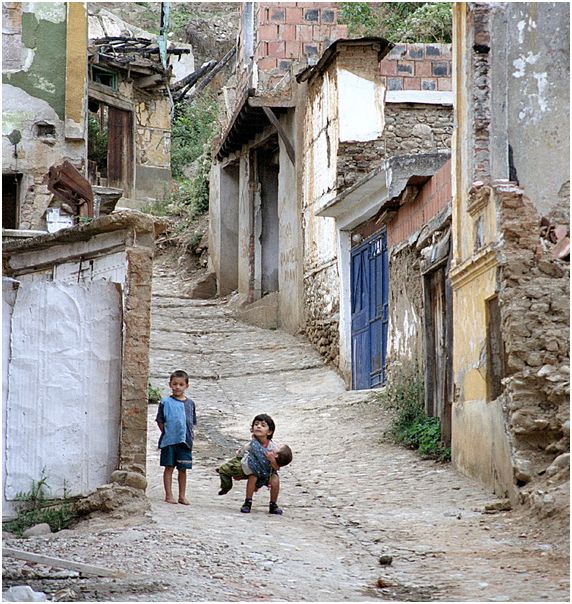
[451,2,569,513]
[2,2,88,231]
[2,2,190,232]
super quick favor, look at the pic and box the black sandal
[269,502,283,515]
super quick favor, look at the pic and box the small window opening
[91,66,117,90]
[36,123,56,138]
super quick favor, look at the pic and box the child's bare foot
[178,498,190,505]
[165,497,178,504]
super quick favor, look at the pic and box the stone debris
[3,585,47,601]
[21,524,51,539]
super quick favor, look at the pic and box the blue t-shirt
[156,396,196,449]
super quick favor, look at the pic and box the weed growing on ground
[3,469,76,536]
[148,383,162,405]
[376,366,450,461]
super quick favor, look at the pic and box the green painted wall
[5,10,67,119]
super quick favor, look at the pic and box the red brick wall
[255,3,347,71]
[380,43,452,92]
[388,159,451,247]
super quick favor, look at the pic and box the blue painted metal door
[351,231,389,389]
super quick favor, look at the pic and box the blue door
[351,231,389,389]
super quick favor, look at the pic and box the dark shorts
[160,443,193,470]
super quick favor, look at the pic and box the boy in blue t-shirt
[156,370,197,505]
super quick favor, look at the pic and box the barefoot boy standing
[156,370,197,505]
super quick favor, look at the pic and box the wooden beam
[3,547,125,578]
[136,74,164,88]
[261,106,295,166]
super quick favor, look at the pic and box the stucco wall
[492,3,570,221]
[277,109,304,333]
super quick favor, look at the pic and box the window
[91,66,117,90]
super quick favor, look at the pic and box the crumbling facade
[87,9,187,206]
[451,3,570,512]
[2,3,190,232]
[2,212,158,518]
[2,2,88,231]
[210,2,348,335]
[308,44,453,390]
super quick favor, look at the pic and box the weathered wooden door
[107,107,133,195]
[424,264,452,444]
[351,231,389,389]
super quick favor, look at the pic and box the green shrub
[339,2,452,43]
[148,383,162,404]
[88,115,108,173]
[3,470,76,536]
[376,366,450,461]
[171,94,219,180]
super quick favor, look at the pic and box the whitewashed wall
[5,281,122,504]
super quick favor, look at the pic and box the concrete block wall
[380,43,452,92]
[255,3,347,71]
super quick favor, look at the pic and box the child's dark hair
[170,369,189,384]
[252,413,275,437]
[275,444,293,467]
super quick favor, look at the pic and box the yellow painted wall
[450,3,515,500]
[65,2,87,138]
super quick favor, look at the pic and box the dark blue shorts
[160,443,193,470]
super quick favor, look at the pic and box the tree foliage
[339,2,452,43]
[171,93,219,180]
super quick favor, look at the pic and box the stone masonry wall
[495,183,570,518]
[303,261,340,366]
[336,104,452,192]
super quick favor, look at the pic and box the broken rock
[3,585,47,602]
[22,523,52,538]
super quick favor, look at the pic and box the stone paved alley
[3,249,570,602]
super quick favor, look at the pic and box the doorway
[2,173,21,229]
[256,143,279,296]
[351,230,389,389]
[423,261,453,445]
[88,101,133,196]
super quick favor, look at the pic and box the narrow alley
[145,249,570,602]
[6,246,568,603]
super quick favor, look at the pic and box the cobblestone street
[3,251,569,602]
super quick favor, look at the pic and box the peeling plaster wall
[387,246,424,370]
[303,43,388,364]
[451,3,570,512]
[2,3,87,230]
[498,4,570,220]
[302,61,340,360]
